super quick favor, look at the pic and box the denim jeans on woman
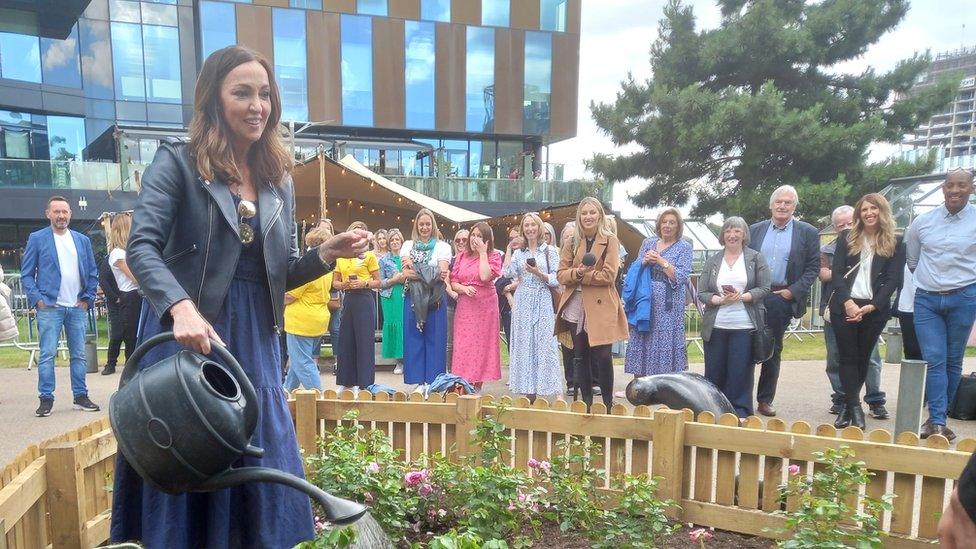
[36,306,90,401]
[703,328,754,418]
[914,284,976,426]
[284,333,323,391]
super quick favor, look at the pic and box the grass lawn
[2,316,974,369]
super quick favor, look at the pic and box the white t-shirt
[714,254,754,330]
[53,231,81,307]
[850,242,875,301]
[400,240,452,266]
[898,264,915,313]
[109,247,139,292]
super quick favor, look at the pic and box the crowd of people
[9,44,976,548]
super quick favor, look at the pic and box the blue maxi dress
[110,211,316,548]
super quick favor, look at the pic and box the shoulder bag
[750,253,775,364]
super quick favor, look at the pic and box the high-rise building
[900,46,976,172]
[0,0,589,269]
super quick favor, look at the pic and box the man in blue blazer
[748,185,821,416]
[21,196,101,417]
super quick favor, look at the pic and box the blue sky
[547,0,976,218]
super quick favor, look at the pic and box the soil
[401,520,774,548]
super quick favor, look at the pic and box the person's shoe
[614,390,626,398]
[591,386,602,396]
[73,395,100,412]
[849,405,866,430]
[393,364,403,375]
[101,364,116,375]
[828,402,844,415]
[921,422,956,441]
[565,384,575,396]
[833,406,851,429]
[757,402,776,417]
[35,398,53,417]
[868,403,889,420]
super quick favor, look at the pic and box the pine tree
[590,0,957,222]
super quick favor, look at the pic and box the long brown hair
[847,193,897,258]
[188,46,291,186]
[107,213,131,252]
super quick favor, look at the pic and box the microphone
[582,253,596,267]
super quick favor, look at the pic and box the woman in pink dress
[450,222,503,389]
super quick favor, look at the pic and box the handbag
[748,253,774,364]
[544,248,559,313]
[949,372,976,421]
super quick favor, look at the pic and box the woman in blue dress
[623,208,693,379]
[110,46,370,548]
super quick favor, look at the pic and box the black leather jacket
[128,139,329,333]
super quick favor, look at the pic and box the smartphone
[526,257,537,267]
[721,284,735,294]
[349,274,359,281]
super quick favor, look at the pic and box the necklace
[724,251,740,267]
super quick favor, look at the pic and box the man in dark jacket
[748,185,820,417]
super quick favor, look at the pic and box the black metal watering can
[109,332,366,525]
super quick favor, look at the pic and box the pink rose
[364,492,374,503]
[528,458,540,469]
[438,509,447,517]
[404,470,426,486]
[788,464,801,476]
[419,483,434,496]
[539,460,552,472]
[689,528,713,542]
[367,462,380,473]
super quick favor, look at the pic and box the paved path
[2,357,975,465]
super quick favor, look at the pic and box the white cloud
[81,38,113,89]
[550,0,976,217]
[42,37,77,71]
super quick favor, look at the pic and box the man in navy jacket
[748,185,821,417]
[21,196,100,417]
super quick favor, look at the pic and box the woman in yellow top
[283,226,335,391]
[334,221,381,392]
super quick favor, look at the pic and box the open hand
[460,285,477,297]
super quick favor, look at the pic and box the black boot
[573,357,592,406]
[101,364,116,375]
[834,406,851,429]
[849,404,866,431]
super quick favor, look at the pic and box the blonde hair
[411,208,439,242]
[387,228,404,250]
[847,193,897,258]
[107,213,132,252]
[347,220,368,232]
[519,212,547,246]
[304,225,332,248]
[188,46,291,187]
[571,197,610,253]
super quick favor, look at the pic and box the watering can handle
[116,331,261,441]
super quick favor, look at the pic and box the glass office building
[0,0,582,265]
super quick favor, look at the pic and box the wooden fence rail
[2,392,974,548]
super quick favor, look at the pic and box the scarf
[410,238,436,267]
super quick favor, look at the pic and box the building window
[481,0,510,27]
[141,2,178,26]
[110,0,142,23]
[404,21,436,130]
[111,22,145,100]
[421,0,450,22]
[340,15,373,127]
[540,0,567,32]
[357,0,387,16]
[80,19,114,99]
[273,8,309,121]
[143,25,182,103]
[40,25,82,88]
[465,27,495,133]
[523,31,551,135]
[199,1,237,59]
[0,33,41,83]
[290,0,323,8]
[47,116,87,161]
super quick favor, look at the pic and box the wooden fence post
[45,443,86,549]
[454,395,483,460]
[650,409,686,519]
[295,390,319,459]
[0,519,6,549]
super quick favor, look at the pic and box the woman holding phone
[333,221,381,393]
[698,217,770,418]
[554,198,629,410]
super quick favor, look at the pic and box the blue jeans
[824,322,885,405]
[914,284,976,426]
[36,306,90,401]
[704,328,754,418]
[284,333,323,391]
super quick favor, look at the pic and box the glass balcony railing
[0,158,140,192]
[388,175,610,204]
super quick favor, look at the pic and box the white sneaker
[393,364,403,375]
[412,384,423,394]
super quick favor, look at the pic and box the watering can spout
[200,467,367,525]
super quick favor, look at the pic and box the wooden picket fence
[1,390,974,548]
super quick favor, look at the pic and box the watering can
[109,331,366,525]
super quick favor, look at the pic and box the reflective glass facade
[357,0,388,16]
[40,26,83,88]
[341,15,373,127]
[523,32,552,135]
[273,8,309,122]
[465,27,495,133]
[199,1,236,59]
[481,0,510,27]
[46,116,87,161]
[421,0,451,22]
[0,32,42,83]
[540,0,568,32]
[111,22,146,100]
[404,21,436,130]
[143,25,181,103]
